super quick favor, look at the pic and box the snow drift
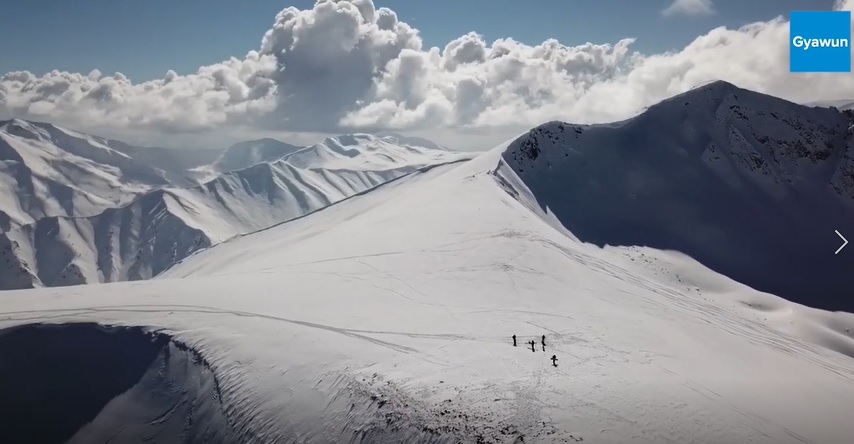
[500,80,854,311]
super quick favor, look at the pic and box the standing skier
[551,355,558,367]
[512,335,517,347]
[530,340,536,352]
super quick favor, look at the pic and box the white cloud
[0,53,278,134]
[2,0,853,149]
[662,0,715,17]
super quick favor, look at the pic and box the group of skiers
[512,334,558,367]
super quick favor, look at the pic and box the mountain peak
[1,117,32,127]
[692,79,739,91]
[500,83,854,311]
[229,137,289,147]
[214,138,303,172]
[657,79,752,109]
[375,131,445,150]
[0,118,53,141]
[323,133,376,147]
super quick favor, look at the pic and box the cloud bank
[1,0,853,147]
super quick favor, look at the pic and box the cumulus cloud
[0,53,277,134]
[2,0,853,147]
[257,0,422,130]
[662,0,715,17]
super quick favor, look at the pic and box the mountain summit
[500,80,854,311]
[212,138,303,173]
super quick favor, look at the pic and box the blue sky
[1,0,850,150]
[0,0,837,82]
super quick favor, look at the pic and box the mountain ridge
[139,112,854,443]
[211,138,304,173]
[0,126,470,290]
[4,82,854,443]
[500,80,854,311]
[0,119,185,229]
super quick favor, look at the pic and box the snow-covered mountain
[0,132,472,290]
[195,134,444,183]
[502,80,854,312]
[282,134,454,170]
[109,141,224,184]
[4,111,854,443]
[374,131,449,150]
[211,138,303,173]
[0,119,179,230]
[3,83,854,444]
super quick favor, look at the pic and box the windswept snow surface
[0,131,472,290]
[3,136,854,443]
[501,80,854,312]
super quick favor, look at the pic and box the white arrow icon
[836,230,848,255]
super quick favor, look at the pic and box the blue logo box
[789,10,851,73]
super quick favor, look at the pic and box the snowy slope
[2,136,854,443]
[0,190,211,289]
[109,141,224,185]
[501,80,854,312]
[192,134,444,186]
[212,138,303,173]
[0,138,473,290]
[282,134,454,170]
[375,131,449,150]
[0,119,177,229]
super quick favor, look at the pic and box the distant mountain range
[0,120,471,289]
[4,82,854,444]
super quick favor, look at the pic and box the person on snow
[512,334,517,347]
[551,355,558,367]
[530,340,536,352]
[541,334,546,352]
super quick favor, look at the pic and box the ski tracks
[0,304,419,356]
